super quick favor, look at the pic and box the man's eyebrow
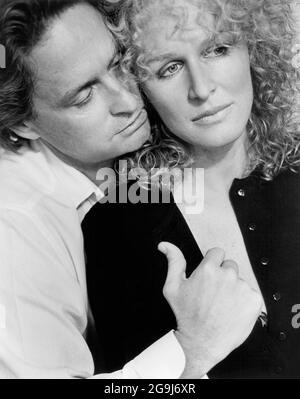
[58,47,118,107]
[59,47,119,107]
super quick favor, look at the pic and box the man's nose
[107,72,141,116]
[188,61,217,102]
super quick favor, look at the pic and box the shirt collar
[31,140,104,221]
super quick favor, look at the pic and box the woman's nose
[188,62,217,102]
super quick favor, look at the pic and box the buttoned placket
[230,174,288,376]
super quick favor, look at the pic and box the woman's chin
[174,127,247,150]
[182,137,242,150]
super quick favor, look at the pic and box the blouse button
[237,189,246,197]
[274,365,284,374]
[273,292,282,302]
[248,223,257,232]
[261,257,270,267]
[279,332,287,341]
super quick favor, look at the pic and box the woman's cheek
[157,97,182,126]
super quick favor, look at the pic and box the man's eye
[159,62,183,78]
[74,87,94,108]
[204,45,231,58]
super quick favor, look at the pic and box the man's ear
[11,122,40,140]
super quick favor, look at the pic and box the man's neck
[41,140,114,185]
[77,160,114,186]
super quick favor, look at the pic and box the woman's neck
[192,132,249,194]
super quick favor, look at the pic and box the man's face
[26,4,150,171]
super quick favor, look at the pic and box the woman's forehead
[137,1,215,45]
[140,0,210,27]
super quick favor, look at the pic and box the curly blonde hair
[114,0,300,180]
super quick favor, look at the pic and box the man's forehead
[29,3,115,100]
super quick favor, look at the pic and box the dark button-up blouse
[82,167,300,378]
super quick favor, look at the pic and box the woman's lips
[192,103,233,126]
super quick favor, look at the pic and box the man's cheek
[80,108,107,131]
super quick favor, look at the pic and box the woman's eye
[204,45,230,58]
[74,88,94,108]
[159,62,183,78]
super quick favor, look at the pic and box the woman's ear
[11,122,40,140]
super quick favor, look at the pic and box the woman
[84,0,300,378]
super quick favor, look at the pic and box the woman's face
[140,1,254,149]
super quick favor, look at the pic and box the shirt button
[248,223,257,231]
[279,332,287,341]
[237,189,246,197]
[273,292,282,302]
[261,257,270,266]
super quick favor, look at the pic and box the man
[0,0,262,378]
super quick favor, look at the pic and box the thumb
[158,242,187,292]
[221,259,239,276]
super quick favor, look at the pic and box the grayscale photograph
[0,0,300,383]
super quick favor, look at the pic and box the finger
[158,242,187,292]
[221,259,239,275]
[190,248,225,280]
[201,247,226,269]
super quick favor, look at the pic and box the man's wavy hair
[116,0,300,180]
[0,0,119,152]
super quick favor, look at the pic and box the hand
[158,242,263,378]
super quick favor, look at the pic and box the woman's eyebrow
[145,33,222,65]
[198,33,218,47]
[144,31,231,66]
[146,52,178,65]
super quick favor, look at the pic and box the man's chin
[123,125,151,154]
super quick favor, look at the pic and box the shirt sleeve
[93,331,186,379]
[0,210,186,379]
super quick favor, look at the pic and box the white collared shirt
[0,140,185,379]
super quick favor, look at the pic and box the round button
[248,223,257,231]
[261,257,270,266]
[279,332,287,341]
[274,365,283,374]
[273,292,282,302]
[238,189,246,197]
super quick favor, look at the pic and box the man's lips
[116,109,148,136]
[192,103,233,122]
